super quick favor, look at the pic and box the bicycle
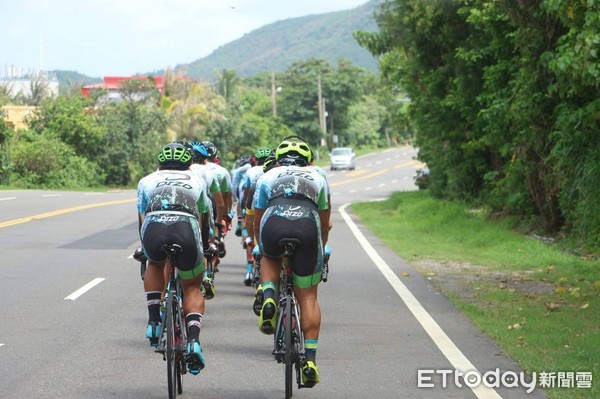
[271,238,308,399]
[154,244,188,399]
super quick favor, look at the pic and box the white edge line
[339,203,502,399]
[64,278,106,301]
[0,343,4,347]
[0,197,17,201]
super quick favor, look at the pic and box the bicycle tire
[284,294,293,399]
[175,302,184,395]
[166,291,177,399]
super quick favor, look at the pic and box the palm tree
[214,69,240,105]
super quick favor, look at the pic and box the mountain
[53,70,102,91]
[179,0,382,81]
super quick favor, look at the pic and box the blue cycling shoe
[187,340,206,375]
[146,321,161,347]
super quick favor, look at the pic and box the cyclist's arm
[253,208,265,248]
[318,208,330,247]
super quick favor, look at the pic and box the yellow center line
[394,160,420,169]
[0,198,136,229]
[330,169,389,187]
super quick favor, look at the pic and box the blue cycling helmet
[190,141,208,161]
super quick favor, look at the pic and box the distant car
[329,147,355,171]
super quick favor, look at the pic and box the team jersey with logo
[206,162,233,193]
[253,165,329,211]
[243,165,265,189]
[190,163,220,195]
[137,170,211,218]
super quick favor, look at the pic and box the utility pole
[317,74,326,147]
[271,70,277,117]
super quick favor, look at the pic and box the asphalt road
[0,147,547,399]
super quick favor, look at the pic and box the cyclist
[231,155,253,237]
[253,136,330,387]
[190,141,224,300]
[137,142,210,375]
[203,141,233,254]
[241,147,272,285]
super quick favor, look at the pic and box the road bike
[154,244,188,399]
[272,238,308,399]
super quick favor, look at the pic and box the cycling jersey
[206,162,233,193]
[137,169,211,279]
[254,165,329,211]
[254,165,330,287]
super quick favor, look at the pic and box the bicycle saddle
[160,243,183,255]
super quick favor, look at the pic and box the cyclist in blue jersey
[253,136,331,387]
[189,141,224,300]
[203,141,233,256]
[231,155,253,236]
[241,146,272,285]
[137,142,211,375]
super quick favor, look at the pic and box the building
[1,105,37,131]
[81,76,167,102]
[0,67,59,99]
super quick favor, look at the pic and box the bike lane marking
[0,198,136,229]
[339,203,503,399]
[65,278,106,301]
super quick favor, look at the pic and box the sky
[1,0,370,78]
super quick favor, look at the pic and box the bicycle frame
[155,244,187,399]
[272,241,306,398]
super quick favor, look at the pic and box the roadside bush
[10,131,103,188]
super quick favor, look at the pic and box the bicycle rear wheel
[284,294,293,399]
[166,292,177,399]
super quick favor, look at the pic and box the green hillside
[181,0,381,80]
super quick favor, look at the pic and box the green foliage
[9,130,103,188]
[0,112,12,184]
[27,95,104,160]
[360,0,600,252]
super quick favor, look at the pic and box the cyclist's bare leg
[144,260,166,293]
[294,285,321,341]
[259,255,281,289]
[181,275,206,316]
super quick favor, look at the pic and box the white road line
[0,343,4,347]
[392,179,398,183]
[378,183,385,187]
[339,203,502,399]
[64,278,106,301]
[365,187,372,191]
[0,197,17,201]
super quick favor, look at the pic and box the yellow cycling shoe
[301,361,320,387]
[259,297,276,335]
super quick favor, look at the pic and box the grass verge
[351,190,599,399]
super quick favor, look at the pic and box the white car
[329,147,355,170]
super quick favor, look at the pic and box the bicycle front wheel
[166,292,177,399]
[284,294,293,399]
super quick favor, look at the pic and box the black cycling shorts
[260,211,321,278]
[141,212,204,279]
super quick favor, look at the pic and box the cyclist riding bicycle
[241,146,272,285]
[137,142,211,375]
[253,136,331,387]
[190,141,224,300]
[203,141,234,249]
[231,155,253,237]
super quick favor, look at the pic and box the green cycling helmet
[275,136,312,164]
[157,142,192,168]
[262,151,277,173]
[254,146,271,160]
